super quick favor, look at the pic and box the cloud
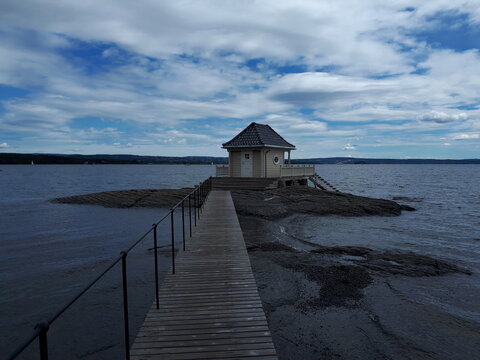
[1,1,480,157]
[0,1,420,75]
[343,144,357,150]
[452,133,479,140]
[419,111,468,123]
[0,142,9,148]
[289,122,327,133]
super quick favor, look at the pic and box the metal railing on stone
[7,177,213,360]
[280,164,315,177]
[215,165,229,177]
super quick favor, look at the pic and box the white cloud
[0,142,9,148]
[419,111,468,124]
[289,122,327,133]
[0,1,418,75]
[452,133,480,140]
[343,144,356,150]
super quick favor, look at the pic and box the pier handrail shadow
[7,177,213,360]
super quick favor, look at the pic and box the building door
[241,151,253,177]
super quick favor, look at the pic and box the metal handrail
[7,176,213,360]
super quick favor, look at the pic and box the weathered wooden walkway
[131,190,277,360]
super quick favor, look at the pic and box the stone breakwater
[231,187,415,218]
[52,188,194,208]
[52,186,415,217]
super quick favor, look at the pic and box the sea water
[0,165,214,359]
[281,164,480,358]
[0,164,479,359]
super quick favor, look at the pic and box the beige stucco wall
[264,150,284,178]
[227,148,287,177]
[229,151,241,177]
[252,150,262,177]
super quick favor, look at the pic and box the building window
[244,153,250,159]
[273,155,279,165]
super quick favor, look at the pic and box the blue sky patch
[0,85,29,99]
[58,38,134,75]
[415,11,480,51]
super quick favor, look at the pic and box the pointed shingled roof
[222,122,295,150]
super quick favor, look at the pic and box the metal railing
[280,164,315,177]
[215,165,229,177]
[7,177,213,360]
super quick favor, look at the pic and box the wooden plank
[132,337,275,349]
[145,310,266,321]
[134,330,273,343]
[130,342,275,355]
[151,301,264,310]
[131,190,277,360]
[131,348,277,360]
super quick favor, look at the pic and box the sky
[0,1,479,159]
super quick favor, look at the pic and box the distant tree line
[0,153,229,164]
[1,153,478,165]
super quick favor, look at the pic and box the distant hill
[0,153,479,165]
[0,153,228,165]
[291,157,480,164]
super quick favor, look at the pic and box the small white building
[216,122,314,178]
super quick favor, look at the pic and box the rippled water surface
[286,164,480,358]
[0,165,214,359]
[1,164,479,359]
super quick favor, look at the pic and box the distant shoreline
[1,152,479,165]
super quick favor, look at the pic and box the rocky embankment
[52,188,194,208]
[231,187,414,219]
[52,186,414,217]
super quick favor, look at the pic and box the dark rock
[358,251,472,277]
[247,242,298,252]
[231,187,415,219]
[310,246,373,257]
[309,245,472,277]
[282,261,373,308]
[52,186,414,219]
[51,188,195,208]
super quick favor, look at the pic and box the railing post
[195,187,197,219]
[170,210,175,274]
[197,187,200,219]
[207,178,210,198]
[189,194,192,237]
[181,200,185,251]
[194,189,197,226]
[35,323,49,360]
[152,224,159,310]
[120,251,130,360]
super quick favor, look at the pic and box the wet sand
[238,215,477,360]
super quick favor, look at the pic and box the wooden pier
[131,190,277,360]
